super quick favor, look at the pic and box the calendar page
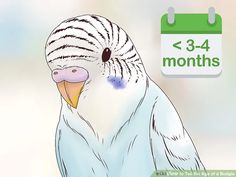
[161,14,222,76]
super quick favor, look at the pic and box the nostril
[53,71,58,75]
[72,69,77,73]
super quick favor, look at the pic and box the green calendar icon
[161,7,222,76]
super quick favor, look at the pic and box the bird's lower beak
[56,81,85,108]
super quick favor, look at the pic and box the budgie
[45,14,205,177]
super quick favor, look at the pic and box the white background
[0,1,235,177]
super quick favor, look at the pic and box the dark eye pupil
[102,48,111,62]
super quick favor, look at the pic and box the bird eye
[102,48,111,62]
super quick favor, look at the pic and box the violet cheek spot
[107,76,126,89]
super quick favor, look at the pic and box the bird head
[45,15,146,109]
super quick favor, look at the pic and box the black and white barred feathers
[45,14,145,83]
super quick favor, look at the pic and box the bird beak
[56,81,85,108]
[52,66,89,108]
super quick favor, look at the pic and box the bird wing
[149,87,205,170]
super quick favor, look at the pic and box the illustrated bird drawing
[45,14,205,177]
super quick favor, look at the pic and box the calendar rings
[167,7,217,25]
[208,7,216,24]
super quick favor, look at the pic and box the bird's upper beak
[52,66,89,108]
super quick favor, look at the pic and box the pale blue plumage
[55,78,204,177]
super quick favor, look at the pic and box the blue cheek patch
[107,76,126,89]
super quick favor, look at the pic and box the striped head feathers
[45,14,146,99]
